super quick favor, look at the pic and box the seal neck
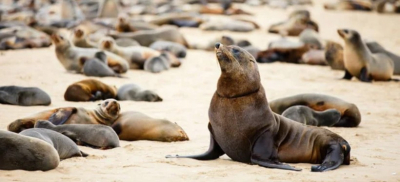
[94,107,117,125]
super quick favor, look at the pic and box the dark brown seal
[166,43,351,172]
[64,79,117,102]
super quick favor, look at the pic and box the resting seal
[35,120,120,149]
[0,130,59,171]
[150,40,187,58]
[64,79,117,102]
[166,43,351,172]
[83,52,123,78]
[117,83,162,102]
[0,86,51,106]
[20,128,87,159]
[269,93,361,127]
[338,29,394,82]
[282,106,341,126]
[8,99,120,132]
[112,111,189,142]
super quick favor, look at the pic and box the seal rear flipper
[311,143,344,172]
[80,151,89,157]
[251,131,301,171]
[165,133,224,160]
[342,69,353,80]
[48,107,76,125]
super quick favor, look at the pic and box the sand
[1,1,400,182]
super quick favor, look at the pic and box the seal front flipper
[359,67,372,82]
[48,108,76,125]
[311,143,344,172]
[165,133,224,160]
[342,69,353,80]
[251,131,301,171]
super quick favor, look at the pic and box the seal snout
[215,42,221,49]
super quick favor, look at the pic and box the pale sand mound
[1,1,400,182]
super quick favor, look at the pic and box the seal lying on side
[0,130,59,171]
[269,93,361,127]
[20,128,87,159]
[338,29,394,82]
[167,43,351,172]
[112,111,189,142]
[144,53,171,73]
[150,40,187,58]
[35,120,120,149]
[64,79,117,101]
[0,86,51,106]
[8,99,120,132]
[282,106,341,126]
[52,32,129,73]
[117,83,162,102]
[83,52,123,78]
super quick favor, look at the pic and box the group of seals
[0,86,51,106]
[167,43,351,172]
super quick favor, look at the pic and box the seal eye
[104,101,109,106]
[232,48,239,54]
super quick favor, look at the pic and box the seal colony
[167,44,351,172]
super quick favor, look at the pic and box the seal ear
[48,107,76,125]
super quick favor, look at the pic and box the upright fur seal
[99,37,160,69]
[0,86,51,106]
[8,99,121,133]
[20,128,87,159]
[117,83,162,102]
[0,130,59,171]
[35,120,120,149]
[166,44,351,172]
[282,106,341,127]
[112,111,189,142]
[338,29,394,82]
[269,93,361,127]
[64,79,117,102]
[51,32,129,73]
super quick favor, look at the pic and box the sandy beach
[1,1,400,181]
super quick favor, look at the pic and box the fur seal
[51,32,129,73]
[112,111,189,142]
[301,49,327,65]
[325,40,345,70]
[324,0,372,11]
[268,10,318,36]
[338,29,394,82]
[20,128,87,159]
[117,83,162,102]
[64,79,117,102]
[144,54,171,73]
[269,93,361,127]
[0,86,51,106]
[8,99,121,133]
[166,43,351,172]
[99,36,160,69]
[299,29,324,49]
[108,26,189,48]
[0,130,59,171]
[83,52,123,78]
[150,40,187,58]
[365,40,400,75]
[257,43,310,64]
[35,120,120,149]
[200,19,255,32]
[282,106,341,126]
[97,0,119,18]
[71,28,97,48]
[115,38,140,47]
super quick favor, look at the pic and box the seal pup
[150,40,187,58]
[282,106,341,126]
[8,99,121,132]
[144,54,171,73]
[112,111,189,142]
[166,43,351,172]
[51,32,129,73]
[35,120,120,149]
[0,86,51,106]
[20,128,87,159]
[325,40,345,70]
[83,52,124,78]
[108,26,189,48]
[338,29,394,82]
[0,130,59,171]
[269,93,361,127]
[117,83,162,102]
[365,40,400,75]
[64,79,117,102]
[99,36,160,69]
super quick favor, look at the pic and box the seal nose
[215,43,221,49]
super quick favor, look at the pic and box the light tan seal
[338,29,395,82]
[8,99,121,133]
[112,111,189,142]
[166,43,351,172]
[0,130,59,171]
